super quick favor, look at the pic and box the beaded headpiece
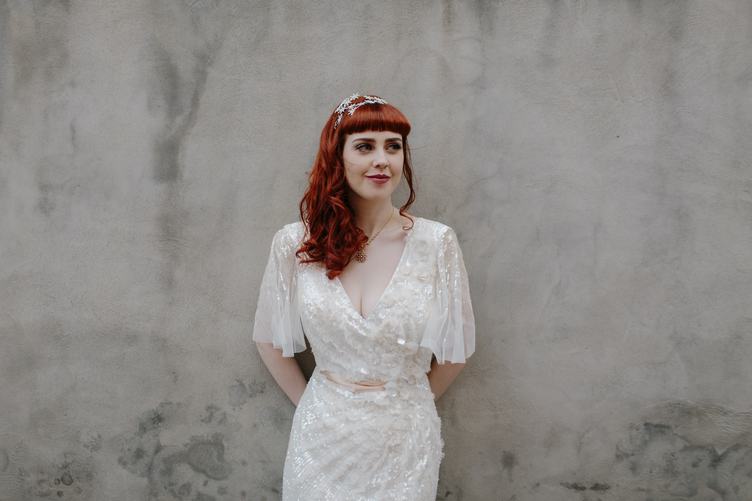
[333,93,388,129]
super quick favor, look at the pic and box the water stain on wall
[0,436,96,500]
[116,401,247,500]
[560,480,611,493]
[501,450,517,481]
[227,379,267,408]
[144,36,223,292]
[436,483,464,501]
[550,401,752,500]
[8,0,70,94]
[612,401,752,500]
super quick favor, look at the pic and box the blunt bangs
[338,103,411,139]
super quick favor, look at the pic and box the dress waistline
[320,369,387,392]
[314,367,431,395]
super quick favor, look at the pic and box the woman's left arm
[422,227,476,400]
[427,357,466,400]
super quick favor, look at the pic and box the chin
[347,181,398,201]
[354,190,393,202]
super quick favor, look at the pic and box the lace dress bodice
[253,216,474,369]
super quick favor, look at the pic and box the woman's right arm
[255,342,308,407]
[252,224,309,405]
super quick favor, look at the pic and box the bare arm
[427,356,466,401]
[256,342,308,407]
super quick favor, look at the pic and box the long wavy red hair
[296,96,416,279]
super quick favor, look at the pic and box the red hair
[296,96,416,279]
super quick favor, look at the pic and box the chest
[336,235,409,319]
[296,233,439,336]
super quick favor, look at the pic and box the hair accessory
[333,93,388,129]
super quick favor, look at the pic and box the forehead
[347,130,402,142]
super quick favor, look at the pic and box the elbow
[255,341,274,351]
[432,358,466,369]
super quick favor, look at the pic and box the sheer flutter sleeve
[420,226,476,364]
[252,224,307,357]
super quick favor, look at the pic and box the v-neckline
[334,216,419,321]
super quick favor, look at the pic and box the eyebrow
[352,137,402,143]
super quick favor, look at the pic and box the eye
[355,143,372,151]
[388,143,402,150]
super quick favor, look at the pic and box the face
[341,130,404,203]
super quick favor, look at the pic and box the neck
[349,197,395,236]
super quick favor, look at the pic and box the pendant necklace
[354,208,395,263]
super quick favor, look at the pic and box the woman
[252,93,476,500]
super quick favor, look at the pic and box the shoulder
[278,220,306,240]
[271,221,306,255]
[411,216,456,243]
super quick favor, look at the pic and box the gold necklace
[353,208,395,263]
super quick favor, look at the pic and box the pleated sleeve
[419,226,476,364]
[251,224,307,357]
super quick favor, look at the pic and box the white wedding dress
[252,216,475,501]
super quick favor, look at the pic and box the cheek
[344,162,368,187]
[343,159,361,178]
[393,163,404,179]
[348,165,367,179]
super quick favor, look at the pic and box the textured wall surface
[1,1,751,500]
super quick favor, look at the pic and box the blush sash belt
[320,369,387,392]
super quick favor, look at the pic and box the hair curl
[296,96,416,279]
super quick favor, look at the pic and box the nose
[373,146,389,168]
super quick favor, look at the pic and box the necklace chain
[353,208,395,263]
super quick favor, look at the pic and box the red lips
[366,174,390,179]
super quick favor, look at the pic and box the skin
[256,129,465,406]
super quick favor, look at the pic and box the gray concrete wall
[1,1,751,499]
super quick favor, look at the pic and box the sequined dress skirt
[282,366,444,500]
